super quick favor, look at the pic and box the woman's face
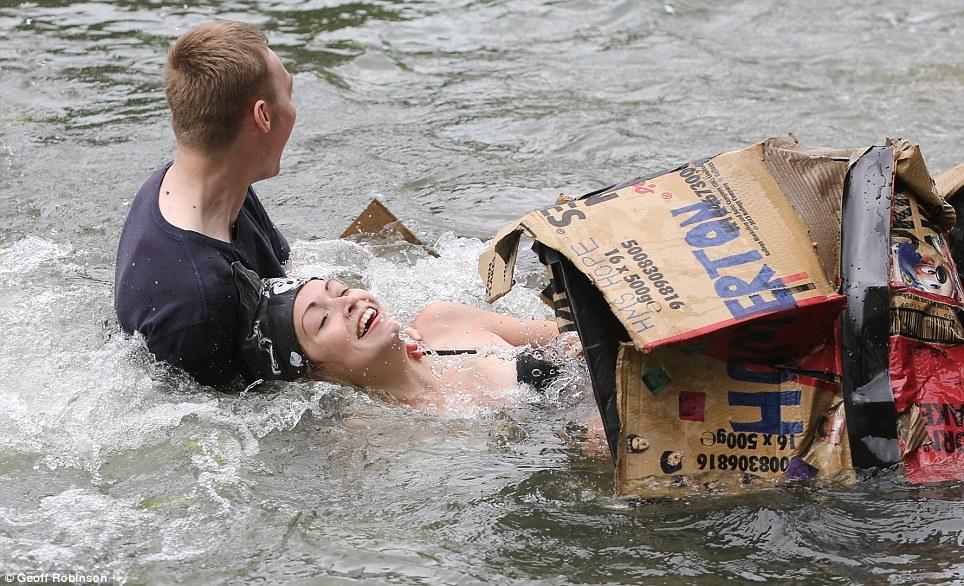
[292,279,401,383]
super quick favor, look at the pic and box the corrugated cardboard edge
[614,342,640,496]
[340,198,423,246]
[761,136,859,284]
[937,163,964,202]
[479,217,537,303]
[887,138,956,230]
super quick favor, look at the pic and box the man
[115,21,296,387]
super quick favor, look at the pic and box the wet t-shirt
[114,163,289,387]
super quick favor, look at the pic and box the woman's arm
[410,301,560,348]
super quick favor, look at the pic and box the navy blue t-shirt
[114,163,290,387]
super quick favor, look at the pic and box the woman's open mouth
[357,307,380,338]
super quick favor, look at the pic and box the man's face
[259,48,296,179]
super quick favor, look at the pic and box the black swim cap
[233,262,316,382]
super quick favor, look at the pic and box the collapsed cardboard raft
[479,136,964,496]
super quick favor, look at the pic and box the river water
[1,1,963,584]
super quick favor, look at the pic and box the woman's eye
[339,288,350,297]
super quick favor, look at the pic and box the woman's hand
[403,326,423,342]
[558,330,584,357]
[402,327,424,359]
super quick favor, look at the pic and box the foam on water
[0,232,587,579]
[0,232,579,488]
[290,232,553,324]
[0,237,327,499]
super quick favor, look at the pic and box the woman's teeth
[358,307,377,338]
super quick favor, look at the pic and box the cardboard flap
[341,198,422,245]
[887,138,951,226]
[761,136,858,282]
[479,219,528,303]
[481,139,844,355]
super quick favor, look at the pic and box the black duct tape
[533,166,683,463]
[840,146,900,469]
[536,243,628,462]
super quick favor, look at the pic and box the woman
[232,263,576,413]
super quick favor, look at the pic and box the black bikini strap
[423,348,479,356]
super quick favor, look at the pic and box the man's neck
[158,146,258,243]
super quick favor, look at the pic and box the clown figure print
[890,190,962,301]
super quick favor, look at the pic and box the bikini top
[423,348,558,393]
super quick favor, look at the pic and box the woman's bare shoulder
[410,301,470,336]
[410,301,507,348]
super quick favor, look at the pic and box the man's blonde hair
[164,21,275,149]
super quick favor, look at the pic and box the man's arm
[148,321,243,388]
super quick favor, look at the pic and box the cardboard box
[937,163,964,202]
[480,137,850,356]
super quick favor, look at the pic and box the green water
[1,1,963,584]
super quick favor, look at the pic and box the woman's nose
[336,290,367,314]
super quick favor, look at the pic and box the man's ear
[253,99,271,133]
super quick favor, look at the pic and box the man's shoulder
[114,228,238,319]
[116,164,174,255]
[114,165,237,330]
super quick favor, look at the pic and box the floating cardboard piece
[340,198,423,246]
[937,163,964,202]
[481,137,849,356]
